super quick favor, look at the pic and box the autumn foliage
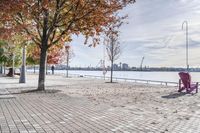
[0,0,135,45]
[27,43,65,64]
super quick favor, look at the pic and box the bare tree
[106,33,121,83]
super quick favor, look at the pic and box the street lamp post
[182,21,189,72]
[19,44,26,83]
[64,42,70,77]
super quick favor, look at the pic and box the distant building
[122,63,129,70]
[119,62,122,70]
[107,66,111,70]
[131,67,137,70]
[113,64,119,70]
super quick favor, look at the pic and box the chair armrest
[191,82,199,85]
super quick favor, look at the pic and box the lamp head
[182,21,188,30]
[64,42,70,50]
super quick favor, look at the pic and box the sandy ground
[48,77,200,123]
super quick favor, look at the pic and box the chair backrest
[178,72,191,88]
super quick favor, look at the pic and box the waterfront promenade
[0,74,200,132]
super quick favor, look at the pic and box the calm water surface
[29,70,200,83]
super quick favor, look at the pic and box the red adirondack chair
[178,72,198,93]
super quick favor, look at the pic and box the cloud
[69,0,200,68]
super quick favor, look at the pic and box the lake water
[28,69,200,83]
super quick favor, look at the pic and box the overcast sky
[69,0,200,68]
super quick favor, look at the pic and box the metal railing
[83,75,179,86]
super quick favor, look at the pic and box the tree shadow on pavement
[0,82,20,84]
[10,89,61,95]
[161,92,188,99]
[105,82,118,83]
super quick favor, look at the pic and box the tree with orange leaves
[27,43,65,65]
[0,0,135,90]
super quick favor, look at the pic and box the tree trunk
[12,54,15,77]
[0,64,2,74]
[110,59,113,83]
[19,45,26,83]
[33,65,36,73]
[46,64,48,75]
[37,47,47,91]
[3,62,5,74]
[66,50,69,77]
[37,8,49,90]
[110,35,114,83]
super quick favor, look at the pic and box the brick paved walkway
[0,92,143,133]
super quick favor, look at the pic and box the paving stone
[0,95,15,99]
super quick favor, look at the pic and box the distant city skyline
[47,62,200,72]
[68,0,200,68]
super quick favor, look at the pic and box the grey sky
[69,0,200,68]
